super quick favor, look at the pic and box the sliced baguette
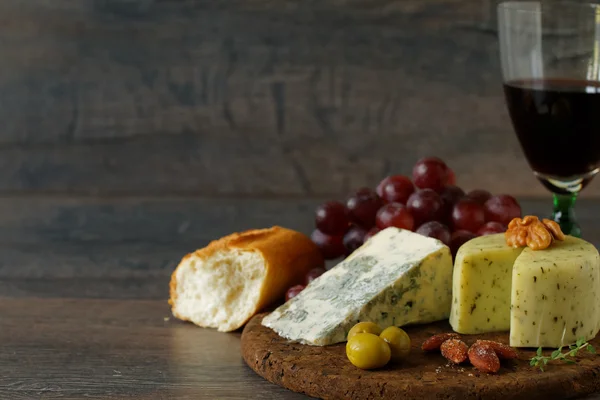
[169,226,324,332]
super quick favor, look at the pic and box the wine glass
[497,1,600,237]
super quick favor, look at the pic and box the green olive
[379,326,411,362]
[346,333,391,370]
[347,322,382,341]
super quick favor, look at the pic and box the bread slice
[169,226,324,332]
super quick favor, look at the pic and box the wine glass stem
[552,193,581,237]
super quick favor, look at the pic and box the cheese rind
[450,234,524,334]
[510,236,600,347]
[261,227,453,346]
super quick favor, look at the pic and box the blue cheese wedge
[261,227,453,346]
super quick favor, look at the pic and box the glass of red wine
[498,1,600,237]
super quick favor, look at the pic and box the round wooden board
[241,313,600,400]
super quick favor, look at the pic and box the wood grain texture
[0,196,318,278]
[0,295,597,400]
[1,0,596,197]
[0,277,168,299]
[243,314,600,400]
[0,297,309,399]
[0,197,599,278]
[0,197,318,245]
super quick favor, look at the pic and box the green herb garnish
[530,338,596,371]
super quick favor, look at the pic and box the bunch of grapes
[285,157,522,301]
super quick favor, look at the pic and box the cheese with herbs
[261,227,453,346]
[450,233,600,348]
[510,236,600,347]
[450,234,524,334]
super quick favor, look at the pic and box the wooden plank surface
[0,196,318,278]
[2,0,596,197]
[0,196,598,278]
[0,297,308,400]
[1,196,600,399]
[0,277,168,299]
[1,196,599,278]
[1,296,599,400]
[4,1,600,397]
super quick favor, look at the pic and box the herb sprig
[530,338,596,371]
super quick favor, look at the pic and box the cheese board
[242,314,600,400]
[168,156,600,400]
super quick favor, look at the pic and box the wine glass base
[534,169,599,195]
[549,192,582,238]
[550,209,581,238]
[532,171,596,237]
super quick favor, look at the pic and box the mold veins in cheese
[261,227,453,346]
[450,233,600,348]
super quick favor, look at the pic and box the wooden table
[0,295,309,399]
[2,198,600,399]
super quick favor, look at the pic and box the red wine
[503,78,600,183]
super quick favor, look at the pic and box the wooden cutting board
[241,313,600,400]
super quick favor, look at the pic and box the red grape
[376,175,415,204]
[376,203,415,231]
[440,185,465,205]
[440,185,465,222]
[484,195,522,226]
[451,198,486,233]
[343,226,368,254]
[305,267,327,285]
[416,221,451,246]
[412,157,450,192]
[477,221,507,236]
[315,201,350,235]
[406,189,444,227]
[450,230,477,257]
[286,284,305,301]
[346,188,383,228]
[364,227,380,241]
[311,229,346,260]
[446,168,456,185]
[466,189,492,205]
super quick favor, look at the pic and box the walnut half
[505,216,565,250]
[542,219,566,241]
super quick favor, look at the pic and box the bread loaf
[169,226,324,332]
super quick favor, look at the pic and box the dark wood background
[0,0,598,281]
[4,3,600,398]
[0,0,535,196]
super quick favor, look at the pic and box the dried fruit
[468,342,501,373]
[474,340,518,360]
[421,333,460,351]
[505,215,564,251]
[440,339,468,364]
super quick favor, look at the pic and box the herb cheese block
[511,236,600,347]
[450,234,524,334]
[450,233,600,348]
[262,227,453,346]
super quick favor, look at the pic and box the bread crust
[169,226,324,331]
